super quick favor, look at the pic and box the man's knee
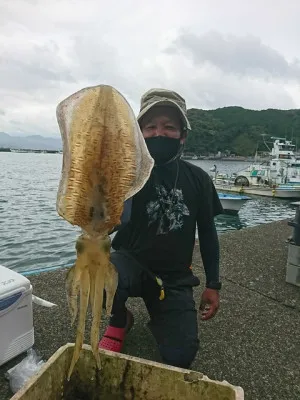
[147,286,200,369]
[159,338,199,369]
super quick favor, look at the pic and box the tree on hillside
[184,107,300,156]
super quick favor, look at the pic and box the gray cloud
[71,35,126,85]
[165,31,300,82]
[0,1,300,136]
[191,76,295,110]
[0,41,76,93]
[70,34,168,105]
[0,109,5,116]
[165,66,297,112]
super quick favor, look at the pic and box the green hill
[185,107,300,156]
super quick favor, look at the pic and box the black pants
[109,249,200,369]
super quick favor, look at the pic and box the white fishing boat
[211,137,300,199]
[215,183,300,199]
[234,137,300,185]
[218,192,251,215]
[10,149,28,153]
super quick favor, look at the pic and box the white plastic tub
[0,265,34,366]
[11,343,244,399]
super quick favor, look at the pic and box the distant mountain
[3,105,300,155]
[0,132,62,151]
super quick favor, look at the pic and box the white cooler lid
[0,265,31,297]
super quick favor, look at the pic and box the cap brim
[137,99,191,130]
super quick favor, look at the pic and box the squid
[55,85,154,380]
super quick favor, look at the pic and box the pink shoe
[98,310,134,352]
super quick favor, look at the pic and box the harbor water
[0,153,295,273]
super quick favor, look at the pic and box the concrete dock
[0,219,299,400]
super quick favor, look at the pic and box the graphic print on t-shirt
[146,184,190,235]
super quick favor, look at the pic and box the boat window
[279,154,292,159]
[280,145,295,151]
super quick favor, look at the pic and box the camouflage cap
[137,88,191,130]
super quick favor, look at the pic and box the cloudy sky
[1,0,300,137]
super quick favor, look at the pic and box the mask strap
[155,142,184,167]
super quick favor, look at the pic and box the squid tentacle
[104,261,118,317]
[67,266,90,381]
[90,262,105,370]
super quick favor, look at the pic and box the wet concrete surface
[0,219,299,400]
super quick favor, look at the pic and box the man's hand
[199,288,220,321]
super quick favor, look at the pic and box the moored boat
[211,137,300,199]
[218,192,251,215]
[215,183,300,199]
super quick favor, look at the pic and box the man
[99,88,223,369]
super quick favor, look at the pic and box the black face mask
[145,136,182,165]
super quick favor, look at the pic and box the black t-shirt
[112,159,223,277]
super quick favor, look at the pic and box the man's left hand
[199,288,220,321]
